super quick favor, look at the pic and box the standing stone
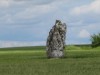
[46,20,67,58]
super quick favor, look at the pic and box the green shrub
[91,33,100,47]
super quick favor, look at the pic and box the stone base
[47,50,64,58]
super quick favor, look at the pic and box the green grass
[0,46,100,75]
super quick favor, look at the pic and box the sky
[0,0,100,48]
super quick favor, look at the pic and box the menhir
[46,20,67,58]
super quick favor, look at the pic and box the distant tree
[91,33,100,47]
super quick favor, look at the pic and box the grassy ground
[0,46,100,75]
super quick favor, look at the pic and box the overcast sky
[0,0,100,48]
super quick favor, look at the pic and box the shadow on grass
[30,54,100,59]
[30,56,95,59]
[63,55,100,59]
[0,54,99,60]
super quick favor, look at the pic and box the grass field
[0,46,100,75]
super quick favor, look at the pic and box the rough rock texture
[46,20,67,58]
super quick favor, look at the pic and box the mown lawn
[0,46,100,75]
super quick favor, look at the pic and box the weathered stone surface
[46,20,67,58]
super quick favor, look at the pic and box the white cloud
[0,0,14,8]
[0,0,69,22]
[84,23,100,31]
[78,29,90,38]
[68,20,83,26]
[14,0,69,20]
[0,41,46,48]
[0,14,14,24]
[14,4,57,19]
[70,0,100,15]
[0,0,29,8]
